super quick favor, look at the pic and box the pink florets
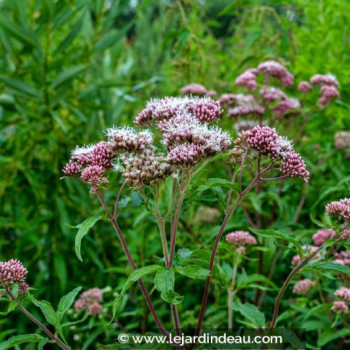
[0,259,28,287]
[181,83,207,96]
[107,127,153,153]
[310,74,339,87]
[318,85,340,108]
[273,98,300,118]
[312,229,336,246]
[225,231,257,246]
[326,198,350,221]
[258,61,294,86]
[135,97,221,126]
[280,151,310,182]
[91,141,115,168]
[62,161,82,176]
[335,287,350,303]
[235,69,258,90]
[207,90,217,98]
[332,301,348,314]
[293,279,315,294]
[333,251,350,266]
[236,126,293,158]
[81,165,107,186]
[228,103,264,118]
[167,143,205,167]
[18,282,29,294]
[260,88,286,102]
[298,81,313,92]
[75,288,103,315]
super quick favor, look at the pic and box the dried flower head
[181,83,207,96]
[293,279,315,294]
[312,229,336,246]
[332,301,348,314]
[298,81,312,93]
[193,206,221,225]
[118,147,174,189]
[335,131,350,150]
[335,287,350,303]
[326,198,350,221]
[75,288,103,315]
[225,231,257,246]
[310,74,339,87]
[0,259,28,288]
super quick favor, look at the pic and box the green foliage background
[0,0,349,348]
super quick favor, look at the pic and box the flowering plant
[2,60,349,349]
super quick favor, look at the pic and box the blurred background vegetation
[1,0,349,348]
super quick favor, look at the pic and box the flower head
[181,83,207,96]
[235,69,258,90]
[0,259,28,288]
[335,131,350,150]
[118,148,174,189]
[326,198,350,221]
[312,229,336,246]
[335,287,350,303]
[273,98,300,118]
[318,85,340,108]
[310,74,339,87]
[107,127,153,153]
[81,165,107,187]
[75,288,103,315]
[280,151,310,182]
[225,231,257,246]
[258,61,294,86]
[260,88,286,102]
[298,81,312,93]
[333,251,350,266]
[332,301,348,314]
[293,279,315,294]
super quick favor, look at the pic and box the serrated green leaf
[154,268,183,305]
[232,302,265,328]
[30,297,60,329]
[57,286,82,321]
[74,215,103,261]
[0,334,47,350]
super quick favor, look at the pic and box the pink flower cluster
[333,251,350,266]
[332,301,348,314]
[291,245,320,265]
[310,74,340,107]
[334,287,350,303]
[326,198,350,221]
[181,83,208,96]
[235,69,259,90]
[136,96,222,125]
[257,61,294,86]
[260,88,286,102]
[235,126,309,181]
[0,259,28,294]
[292,279,315,294]
[312,229,336,246]
[272,98,300,118]
[225,231,257,246]
[298,81,312,93]
[75,288,103,315]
